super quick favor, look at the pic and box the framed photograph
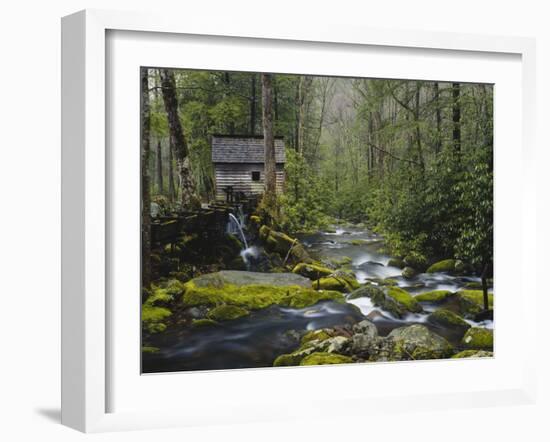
[61,9,537,432]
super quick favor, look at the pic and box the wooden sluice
[150,194,259,247]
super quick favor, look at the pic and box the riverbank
[142,221,494,373]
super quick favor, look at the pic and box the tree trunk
[159,69,200,210]
[156,140,163,194]
[223,72,235,135]
[297,76,312,155]
[433,82,442,154]
[249,74,256,134]
[452,82,461,155]
[140,68,152,289]
[261,73,277,212]
[414,82,425,172]
[168,140,176,203]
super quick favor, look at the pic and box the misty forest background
[142,69,493,278]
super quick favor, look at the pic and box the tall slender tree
[156,140,163,194]
[168,141,176,203]
[140,68,152,288]
[249,74,257,134]
[452,82,461,155]
[159,69,200,210]
[261,73,277,214]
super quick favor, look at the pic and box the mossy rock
[427,309,471,331]
[347,239,368,246]
[452,350,493,359]
[387,257,405,269]
[347,284,385,300]
[461,327,493,350]
[301,329,332,346]
[455,290,494,317]
[141,346,160,354]
[313,273,359,293]
[207,305,249,321]
[142,289,172,334]
[182,272,344,311]
[388,324,454,360]
[273,346,316,367]
[260,225,312,263]
[191,318,218,327]
[386,287,422,313]
[163,279,186,296]
[299,352,353,366]
[403,253,428,272]
[329,256,353,266]
[402,266,417,279]
[249,215,261,227]
[464,280,493,290]
[427,259,456,274]
[414,290,453,303]
[292,262,333,280]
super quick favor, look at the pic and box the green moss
[386,287,422,313]
[163,279,186,296]
[206,305,249,321]
[347,239,368,246]
[141,346,160,354]
[387,257,405,269]
[426,259,456,273]
[313,274,359,292]
[403,253,428,271]
[402,267,417,279]
[428,309,471,329]
[147,286,174,306]
[329,256,353,266]
[273,347,315,367]
[292,262,333,280]
[299,352,353,366]
[142,305,171,322]
[191,318,218,327]
[348,284,385,300]
[301,330,332,346]
[452,349,494,359]
[461,327,493,350]
[182,280,344,311]
[457,290,494,309]
[415,290,453,303]
[249,215,261,226]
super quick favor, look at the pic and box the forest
[140,67,494,373]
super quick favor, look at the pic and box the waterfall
[227,213,248,249]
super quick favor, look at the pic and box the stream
[142,225,494,373]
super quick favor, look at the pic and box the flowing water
[143,225,494,373]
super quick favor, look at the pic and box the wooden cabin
[211,135,286,201]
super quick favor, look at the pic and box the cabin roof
[211,135,286,164]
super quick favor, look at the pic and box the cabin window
[251,171,261,181]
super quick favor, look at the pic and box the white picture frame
[61,9,537,433]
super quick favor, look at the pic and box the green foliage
[145,69,493,278]
[278,149,331,233]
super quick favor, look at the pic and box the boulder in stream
[292,262,334,280]
[388,324,454,360]
[460,327,493,350]
[259,225,312,264]
[426,258,465,275]
[182,270,344,312]
[427,308,471,334]
[452,349,493,359]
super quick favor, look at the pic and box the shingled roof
[211,135,286,164]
